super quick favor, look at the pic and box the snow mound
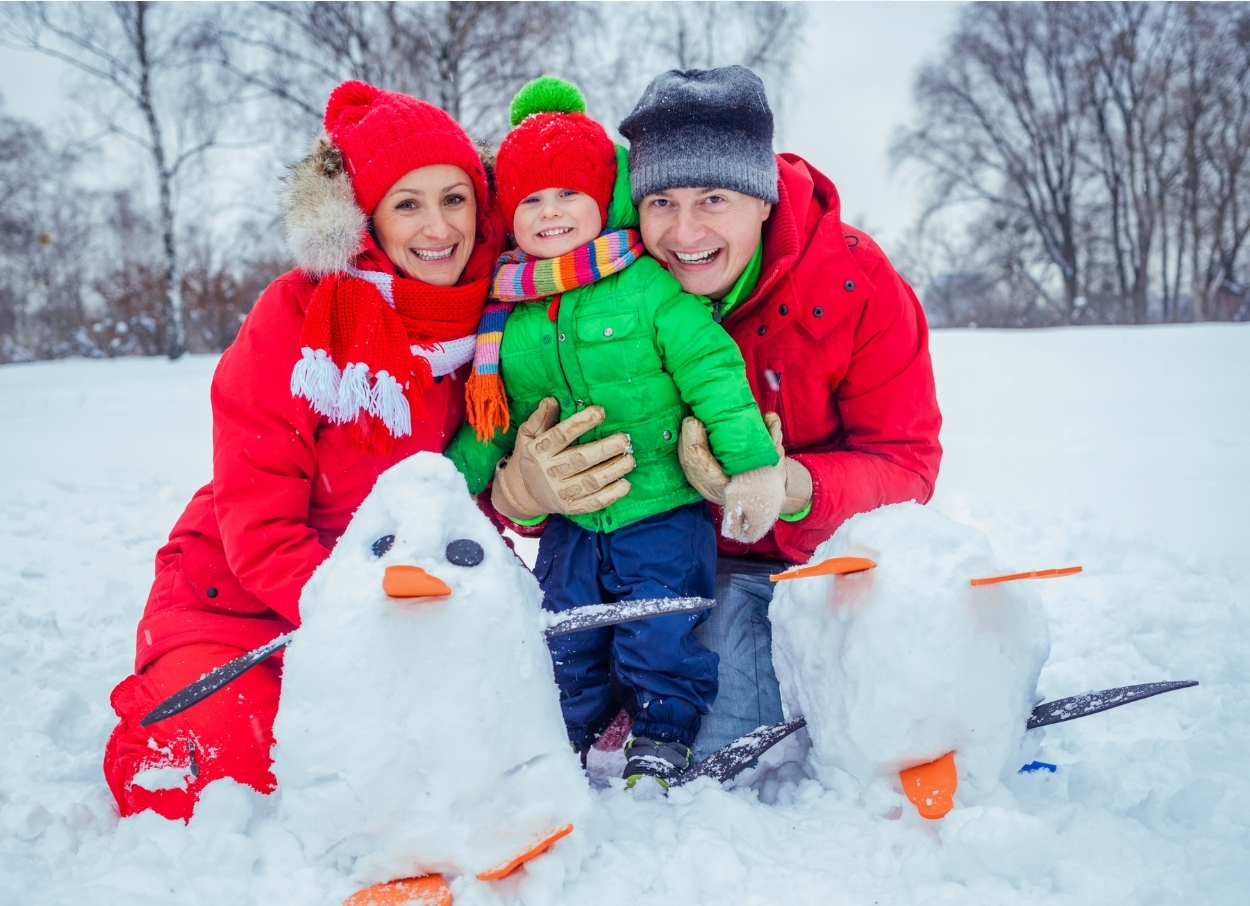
[771,502,1050,801]
[271,452,592,885]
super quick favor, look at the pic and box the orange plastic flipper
[476,824,574,882]
[344,874,453,906]
[970,565,1082,586]
[899,751,958,819]
[770,557,877,582]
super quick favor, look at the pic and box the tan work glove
[721,462,786,543]
[492,397,636,521]
[679,413,813,535]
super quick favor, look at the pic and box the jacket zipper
[764,359,787,441]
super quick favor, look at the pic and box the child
[447,77,781,788]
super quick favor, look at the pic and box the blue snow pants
[534,501,719,748]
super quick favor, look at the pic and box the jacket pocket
[179,535,270,615]
[575,311,646,384]
[575,310,638,342]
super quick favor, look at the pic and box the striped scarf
[465,228,644,440]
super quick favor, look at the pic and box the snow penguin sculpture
[770,502,1051,817]
[271,452,592,894]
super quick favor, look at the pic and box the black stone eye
[445,538,484,567]
[372,535,395,558]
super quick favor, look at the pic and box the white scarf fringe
[292,330,476,438]
[290,348,341,419]
[335,362,373,424]
[368,370,412,438]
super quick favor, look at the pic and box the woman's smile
[373,164,477,285]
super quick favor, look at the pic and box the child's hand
[687,412,810,543]
[721,455,787,544]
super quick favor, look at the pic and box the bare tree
[577,2,805,137]
[1190,6,1250,321]
[0,97,102,361]
[212,2,582,143]
[893,3,1089,314]
[4,1,241,359]
[1077,3,1180,323]
[898,2,1250,327]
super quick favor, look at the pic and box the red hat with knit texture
[496,77,617,227]
[324,80,488,218]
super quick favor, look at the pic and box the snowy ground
[2,324,1247,905]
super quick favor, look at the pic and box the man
[491,65,942,762]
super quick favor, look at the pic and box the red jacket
[134,269,468,672]
[714,154,942,563]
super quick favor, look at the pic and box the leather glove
[680,412,813,519]
[678,415,730,505]
[491,397,635,520]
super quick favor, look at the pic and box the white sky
[784,1,965,248]
[0,1,965,257]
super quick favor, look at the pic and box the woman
[103,80,505,822]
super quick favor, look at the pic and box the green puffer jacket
[445,255,778,534]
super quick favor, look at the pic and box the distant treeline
[896,2,1250,328]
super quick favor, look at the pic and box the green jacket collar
[706,240,763,323]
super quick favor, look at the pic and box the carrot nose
[382,565,451,599]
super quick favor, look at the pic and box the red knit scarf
[291,266,488,451]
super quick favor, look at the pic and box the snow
[770,502,1051,800]
[2,324,1249,904]
[130,765,191,793]
[273,453,591,889]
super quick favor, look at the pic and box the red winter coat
[714,154,942,563]
[133,269,468,672]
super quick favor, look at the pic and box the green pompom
[510,76,586,127]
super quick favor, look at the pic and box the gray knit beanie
[619,65,778,205]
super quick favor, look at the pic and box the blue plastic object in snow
[1019,761,1058,773]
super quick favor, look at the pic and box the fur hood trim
[282,134,367,279]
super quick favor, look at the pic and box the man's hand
[678,416,729,505]
[492,397,635,521]
[680,412,815,539]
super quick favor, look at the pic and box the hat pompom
[324,80,381,133]
[510,76,586,127]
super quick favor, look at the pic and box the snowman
[770,502,1051,817]
[271,452,592,891]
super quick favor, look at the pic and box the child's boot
[623,736,690,790]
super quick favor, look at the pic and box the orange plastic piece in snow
[970,565,1083,586]
[477,824,574,881]
[344,874,452,906]
[770,557,877,582]
[383,565,452,598]
[900,751,958,820]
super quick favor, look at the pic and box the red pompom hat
[495,76,617,227]
[323,80,489,218]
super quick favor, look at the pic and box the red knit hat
[324,80,489,217]
[496,77,617,227]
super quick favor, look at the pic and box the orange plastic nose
[382,565,451,599]
[900,751,958,819]
[770,557,877,582]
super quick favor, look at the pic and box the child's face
[512,188,602,259]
